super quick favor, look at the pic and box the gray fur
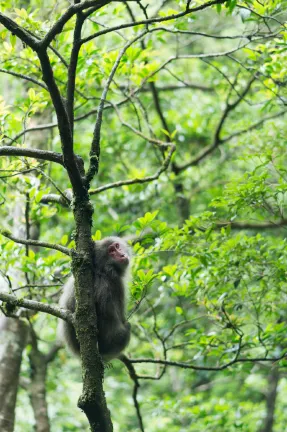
[58,237,131,360]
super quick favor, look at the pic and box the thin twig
[130,350,287,371]
[119,354,145,432]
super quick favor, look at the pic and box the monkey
[58,237,131,361]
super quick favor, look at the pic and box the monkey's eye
[115,243,120,249]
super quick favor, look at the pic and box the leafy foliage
[0,0,287,431]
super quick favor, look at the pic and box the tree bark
[260,367,280,432]
[174,182,190,222]
[0,200,29,432]
[28,345,51,432]
[0,317,28,432]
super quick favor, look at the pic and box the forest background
[0,1,287,431]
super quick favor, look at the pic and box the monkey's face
[94,237,131,275]
[108,241,129,267]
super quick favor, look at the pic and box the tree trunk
[174,182,190,222]
[260,367,280,432]
[28,347,50,432]
[0,317,28,432]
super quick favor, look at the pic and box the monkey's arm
[57,277,80,355]
[59,277,75,311]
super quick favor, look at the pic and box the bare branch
[6,123,58,146]
[89,144,175,195]
[38,50,84,195]
[0,230,71,256]
[119,354,145,432]
[174,75,256,173]
[0,68,47,90]
[41,0,112,48]
[214,75,256,143]
[237,4,284,26]
[40,193,71,207]
[86,29,149,185]
[130,351,287,371]
[67,11,85,128]
[0,291,73,323]
[174,108,287,173]
[0,146,65,166]
[81,0,228,44]
[114,104,171,149]
[217,219,287,230]
[126,46,250,106]
[25,27,69,67]
[163,316,207,343]
[221,110,287,143]
[140,83,214,92]
[0,13,39,50]
[151,26,258,40]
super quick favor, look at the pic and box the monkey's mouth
[118,256,129,263]
[114,254,129,264]
[108,244,129,264]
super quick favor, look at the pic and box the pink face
[108,242,129,265]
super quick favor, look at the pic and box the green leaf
[61,235,68,245]
[93,230,102,241]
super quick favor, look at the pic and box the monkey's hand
[124,321,131,330]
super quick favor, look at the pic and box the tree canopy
[0,1,287,431]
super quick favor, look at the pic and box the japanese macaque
[58,237,131,360]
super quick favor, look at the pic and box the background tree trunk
[28,343,51,432]
[0,317,28,432]
[260,367,280,432]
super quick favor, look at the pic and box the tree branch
[151,26,259,40]
[6,123,59,146]
[89,144,175,195]
[40,193,71,207]
[221,110,287,143]
[37,50,85,196]
[41,0,112,48]
[174,75,256,173]
[129,351,287,371]
[217,219,287,230]
[0,291,73,323]
[114,106,171,149]
[139,83,214,92]
[86,29,149,185]
[0,146,65,166]
[66,11,85,128]
[119,354,145,432]
[4,81,213,146]
[0,13,39,50]
[0,230,71,256]
[81,0,228,44]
